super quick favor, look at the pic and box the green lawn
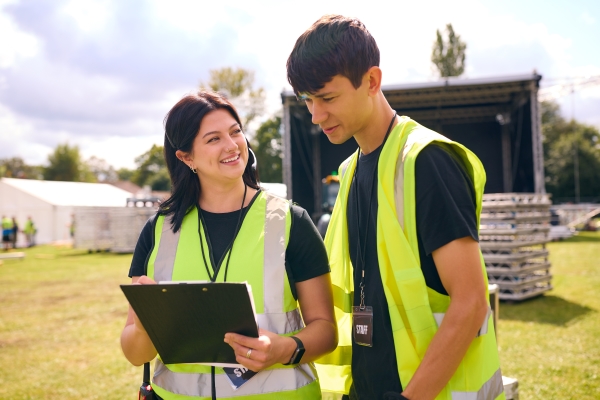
[498,231,600,399]
[0,233,598,399]
[0,245,138,399]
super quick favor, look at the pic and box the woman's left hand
[224,328,295,372]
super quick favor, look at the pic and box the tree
[117,167,135,182]
[86,156,117,182]
[431,23,466,77]
[131,144,169,191]
[202,67,266,129]
[43,143,95,182]
[541,101,600,202]
[252,116,282,183]
[0,157,43,179]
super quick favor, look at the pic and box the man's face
[300,74,372,144]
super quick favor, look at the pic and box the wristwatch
[283,336,305,365]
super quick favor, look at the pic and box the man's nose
[310,102,327,125]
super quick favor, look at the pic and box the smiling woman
[120,90,337,400]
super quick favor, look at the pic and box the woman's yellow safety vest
[315,117,505,400]
[146,191,322,399]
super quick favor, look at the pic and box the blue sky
[0,0,598,169]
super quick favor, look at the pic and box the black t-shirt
[128,192,330,295]
[347,144,478,400]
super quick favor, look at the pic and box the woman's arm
[120,276,158,366]
[224,273,338,371]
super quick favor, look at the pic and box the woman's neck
[198,179,256,213]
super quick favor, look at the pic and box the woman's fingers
[136,275,157,284]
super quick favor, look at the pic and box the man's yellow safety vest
[146,191,322,399]
[315,117,505,400]
[2,217,13,230]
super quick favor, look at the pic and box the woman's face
[185,108,248,185]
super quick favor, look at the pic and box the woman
[121,91,337,399]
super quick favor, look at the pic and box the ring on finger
[246,348,252,359]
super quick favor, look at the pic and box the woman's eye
[207,137,218,143]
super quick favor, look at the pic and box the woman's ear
[175,150,192,163]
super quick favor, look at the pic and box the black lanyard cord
[353,111,397,306]
[198,183,248,283]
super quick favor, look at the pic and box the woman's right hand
[131,275,156,332]
[135,275,157,285]
[121,275,158,365]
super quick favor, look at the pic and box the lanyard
[198,184,247,282]
[352,112,397,309]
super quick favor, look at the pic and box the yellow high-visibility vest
[2,217,13,230]
[146,191,322,399]
[316,117,505,400]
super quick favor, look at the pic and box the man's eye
[323,97,334,102]
[304,98,313,104]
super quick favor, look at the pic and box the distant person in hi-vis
[120,90,337,399]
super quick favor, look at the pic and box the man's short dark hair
[286,14,380,95]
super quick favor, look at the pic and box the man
[11,216,18,249]
[24,216,36,248]
[2,215,14,251]
[287,15,504,400]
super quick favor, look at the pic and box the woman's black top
[128,194,330,297]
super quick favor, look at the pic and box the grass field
[0,233,598,399]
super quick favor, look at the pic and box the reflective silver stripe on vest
[433,306,492,337]
[263,194,288,314]
[257,309,303,335]
[153,359,316,398]
[394,142,406,230]
[153,217,179,282]
[451,367,504,400]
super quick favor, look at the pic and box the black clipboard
[121,282,258,366]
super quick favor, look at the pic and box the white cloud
[1,0,599,172]
[61,0,112,33]
[0,4,39,68]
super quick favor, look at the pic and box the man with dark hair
[287,15,504,400]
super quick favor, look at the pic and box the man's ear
[175,150,192,163]
[365,66,383,96]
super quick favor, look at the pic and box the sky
[1,0,599,170]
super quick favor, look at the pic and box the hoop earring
[188,164,197,174]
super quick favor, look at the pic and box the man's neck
[354,95,397,155]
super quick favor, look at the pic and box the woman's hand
[131,275,157,332]
[224,328,296,372]
[121,275,158,366]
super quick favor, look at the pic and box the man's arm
[401,236,489,400]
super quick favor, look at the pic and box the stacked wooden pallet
[480,193,553,301]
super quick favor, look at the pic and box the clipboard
[120,282,259,366]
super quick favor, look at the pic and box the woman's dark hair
[159,91,260,232]
[286,14,380,95]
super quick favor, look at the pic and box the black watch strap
[283,336,305,365]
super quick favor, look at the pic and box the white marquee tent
[0,177,131,246]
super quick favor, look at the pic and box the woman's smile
[221,154,241,164]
